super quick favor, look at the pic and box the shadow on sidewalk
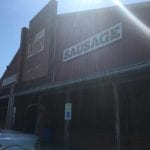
[39,142,64,150]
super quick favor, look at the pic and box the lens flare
[76,0,104,9]
[112,0,150,38]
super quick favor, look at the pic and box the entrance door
[0,100,8,128]
[24,105,38,133]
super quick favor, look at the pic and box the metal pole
[64,92,71,150]
[112,83,121,150]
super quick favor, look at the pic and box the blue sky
[0,0,149,78]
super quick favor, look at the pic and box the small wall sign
[65,103,72,120]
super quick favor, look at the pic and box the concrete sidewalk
[39,143,82,150]
[39,143,64,150]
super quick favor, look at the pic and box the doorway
[24,104,38,133]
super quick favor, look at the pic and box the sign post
[64,93,72,150]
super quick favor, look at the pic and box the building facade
[0,1,150,150]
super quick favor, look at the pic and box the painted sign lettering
[63,23,122,62]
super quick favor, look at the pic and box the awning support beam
[5,84,15,129]
[112,83,121,150]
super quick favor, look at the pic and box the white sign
[28,28,45,57]
[63,23,122,62]
[65,103,72,120]
[2,74,17,86]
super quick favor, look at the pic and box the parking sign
[65,103,72,120]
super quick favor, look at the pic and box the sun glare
[79,0,102,4]
[112,0,150,38]
[77,0,104,7]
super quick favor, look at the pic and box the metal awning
[0,95,9,100]
[1,60,150,99]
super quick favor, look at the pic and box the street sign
[65,103,72,120]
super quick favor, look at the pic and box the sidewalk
[39,142,82,150]
[39,143,64,150]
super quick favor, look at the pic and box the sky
[0,0,149,78]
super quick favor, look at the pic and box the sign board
[28,28,45,57]
[2,74,17,86]
[63,23,122,62]
[65,103,72,120]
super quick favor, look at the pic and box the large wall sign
[63,23,122,62]
[28,28,45,57]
